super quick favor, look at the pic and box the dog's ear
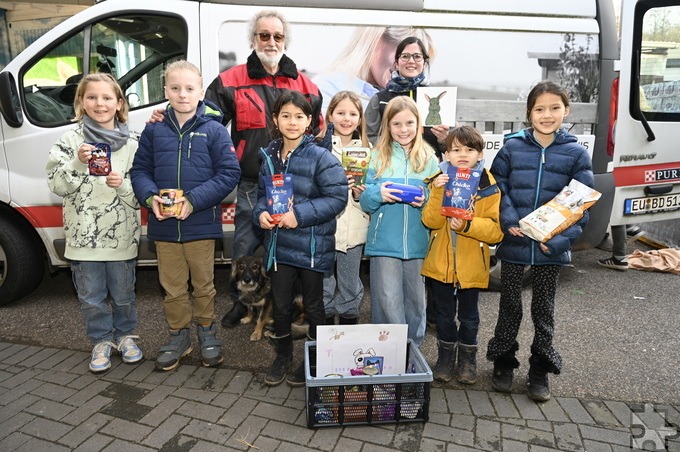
[231,257,243,279]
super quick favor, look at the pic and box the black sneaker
[527,371,551,402]
[597,256,628,271]
[491,367,514,393]
[221,302,246,328]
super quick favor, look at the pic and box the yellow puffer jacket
[421,168,504,288]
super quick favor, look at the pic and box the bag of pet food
[441,165,481,220]
[264,173,294,225]
[342,147,370,185]
[88,143,111,176]
[519,179,601,243]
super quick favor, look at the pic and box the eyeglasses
[254,32,285,43]
[398,53,425,62]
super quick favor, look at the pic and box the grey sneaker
[155,329,192,371]
[89,341,115,373]
[197,323,223,367]
[117,335,143,364]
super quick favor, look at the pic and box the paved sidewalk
[0,341,678,452]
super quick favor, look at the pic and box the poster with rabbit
[417,86,457,127]
[316,324,408,377]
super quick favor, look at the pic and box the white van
[1,0,679,303]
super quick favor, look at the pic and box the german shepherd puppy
[230,256,308,341]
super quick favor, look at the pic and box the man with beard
[208,10,324,327]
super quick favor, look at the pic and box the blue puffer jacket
[253,134,348,273]
[491,128,593,266]
[360,142,440,259]
[131,100,241,242]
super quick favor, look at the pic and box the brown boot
[455,343,478,384]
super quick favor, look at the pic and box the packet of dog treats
[87,143,111,176]
[341,147,370,185]
[519,179,601,243]
[264,173,294,225]
[441,165,481,220]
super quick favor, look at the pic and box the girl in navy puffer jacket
[253,91,348,387]
[486,81,593,403]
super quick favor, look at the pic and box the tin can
[159,189,183,217]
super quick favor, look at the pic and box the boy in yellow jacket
[421,126,503,383]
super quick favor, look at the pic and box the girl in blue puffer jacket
[253,90,348,387]
[486,81,593,403]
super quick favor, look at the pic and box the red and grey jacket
[205,51,323,183]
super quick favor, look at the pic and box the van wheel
[0,216,45,305]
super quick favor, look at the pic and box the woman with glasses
[364,36,450,160]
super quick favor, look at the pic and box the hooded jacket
[320,125,370,252]
[206,51,323,183]
[46,125,140,261]
[253,134,348,272]
[360,142,440,259]
[421,162,504,288]
[491,127,593,266]
[131,99,241,242]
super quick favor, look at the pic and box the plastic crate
[305,339,432,428]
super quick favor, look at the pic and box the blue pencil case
[390,183,423,203]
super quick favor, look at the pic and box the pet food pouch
[264,173,294,224]
[441,165,481,220]
[159,189,184,217]
[341,147,370,185]
[88,143,111,176]
[519,179,601,242]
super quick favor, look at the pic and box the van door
[1,0,198,266]
[611,0,680,225]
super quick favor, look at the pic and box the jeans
[369,256,426,347]
[156,240,216,330]
[269,264,325,339]
[230,181,265,302]
[71,259,137,345]
[323,245,364,319]
[426,277,479,345]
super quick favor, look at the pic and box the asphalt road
[1,242,679,405]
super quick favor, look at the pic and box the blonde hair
[374,96,431,177]
[324,91,369,146]
[73,73,128,123]
[325,26,435,87]
[164,60,203,87]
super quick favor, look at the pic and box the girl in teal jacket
[359,96,439,347]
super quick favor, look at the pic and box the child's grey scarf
[82,115,129,152]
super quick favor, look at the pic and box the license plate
[624,193,680,215]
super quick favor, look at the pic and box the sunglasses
[254,32,285,43]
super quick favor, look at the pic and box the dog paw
[379,330,389,341]
[240,317,252,325]
[250,331,262,341]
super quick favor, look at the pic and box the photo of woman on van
[364,36,450,159]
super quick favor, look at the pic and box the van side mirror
[0,72,23,128]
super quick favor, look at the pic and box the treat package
[389,183,423,204]
[441,165,481,220]
[159,189,184,217]
[519,179,601,243]
[341,147,370,185]
[264,173,294,225]
[88,143,111,176]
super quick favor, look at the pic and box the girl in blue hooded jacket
[486,81,593,402]
[253,90,348,387]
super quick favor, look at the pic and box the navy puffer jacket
[253,135,348,273]
[491,128,593,266]
[131,100,241,242]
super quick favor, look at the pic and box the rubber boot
[432,340,457,382]
[264,334,293,386]
[287,331,315,387]
[338,316,358,325]
[526,354,552,402]
[491,343,520,393]
[455,343,478,385]
[221,301,246,328]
